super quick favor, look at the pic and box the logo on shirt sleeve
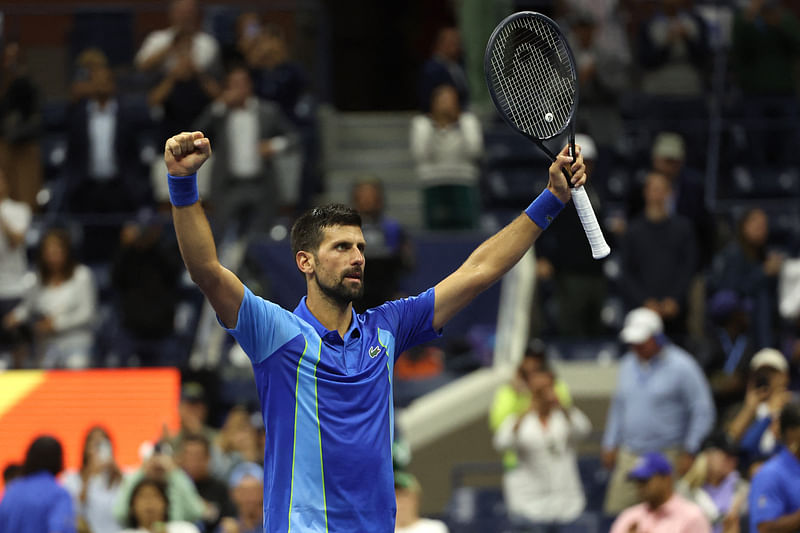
[369,346,382,358]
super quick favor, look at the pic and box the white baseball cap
[750,348,788,373]
[619,308,663,344]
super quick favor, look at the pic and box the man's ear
[296,251,314,275]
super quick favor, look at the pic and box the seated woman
[120,478,199,533]
[493,368,591,528]
[3,228,97,368]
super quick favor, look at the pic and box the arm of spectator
[48,489,77,533]
[135,31,173,72]
[602,384,624,465]
[409,115,435,162]
[565,406,592,444]
[757,510,800,533]
[459,113,484,160]
[50,266,96,332]
[681,358,716,454]
[113,470,142,525]
[259,104,299,157]
[489,385,518,432]
[0,206,29,248]
[148,72,178,107]
[168,468,206,522]
[727,382,766,441]
[492,414,523,452]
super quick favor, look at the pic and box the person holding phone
[62,427,123,533]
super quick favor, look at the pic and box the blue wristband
[524,189,565,229]
[167,173,199,206]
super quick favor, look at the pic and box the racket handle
[571,186,611,259]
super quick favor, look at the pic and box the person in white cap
[602,307,715,514]
[726,348,792,466]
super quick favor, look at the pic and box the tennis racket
[484,11,611,259]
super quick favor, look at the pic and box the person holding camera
[725,348,793,469]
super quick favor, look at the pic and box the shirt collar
[777,446,800,473]
[293,296,361,342]
[88,98,118,114]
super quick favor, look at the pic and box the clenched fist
[165,131,212,177]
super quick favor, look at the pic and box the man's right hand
[165,131,211,177]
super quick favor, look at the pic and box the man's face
[636,474,670,508]
[309,225,366,305]
[233,477,263,516]
[179,441,209,481]
[631,337,660,361]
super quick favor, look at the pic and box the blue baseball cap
[627,452,672,481]
[228,461,264,489]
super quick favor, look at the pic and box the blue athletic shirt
[223,285,440,533]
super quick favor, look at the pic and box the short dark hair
[780,401,800,437]
[180,433,211,455]
[128,478,169,528]
[2,463,22,483]
[23,435,63,477]
[290,204,362,256]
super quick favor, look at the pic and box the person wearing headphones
[602,307,716,515]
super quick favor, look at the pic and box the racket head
[484,11,579,144]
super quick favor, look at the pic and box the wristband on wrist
[524,189,565,229]
[167,173,199,206]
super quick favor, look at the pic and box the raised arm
[166,131,244,328]
[432,144,584,330]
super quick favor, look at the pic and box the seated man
[216,462,263,533]
[611,452,710,533]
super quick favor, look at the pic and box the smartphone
[96,439,112,462]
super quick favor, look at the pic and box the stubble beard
[315,270,364,307]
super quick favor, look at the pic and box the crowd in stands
[1,0,800,532]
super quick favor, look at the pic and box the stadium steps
[318,108,423,229]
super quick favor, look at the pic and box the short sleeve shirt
[749,448,800,531]
[224,286,440,533]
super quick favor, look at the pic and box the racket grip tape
[571,186,611,259]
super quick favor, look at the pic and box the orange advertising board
[0,368,180,493]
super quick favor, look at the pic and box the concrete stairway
[318,107,423,230]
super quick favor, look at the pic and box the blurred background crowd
[1,0,800,531]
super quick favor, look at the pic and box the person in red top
[611,452,711,533]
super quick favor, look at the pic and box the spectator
[0,41,42,210]
[120,478,200,533]
[678,433,749,533]
[216,462,262,533]
[177,434,233,533]
[566,12,630,143]
[110,214,184,367]
[731,0,800,165]
[0,435,76,533]
[535,134,607,337]
[194,65,298,234]
[748,401,800,533]
[627,132,714,269]
[0,168,32,368]
[113,441,205,525]
[410,84,483,230]
[351,177,413,312]
[69,48,109,103]
[3,228,97,368]
[493,368,591,528]
[246,23,309,125]
[66,66,150,261]
[489,340,573,470]
[726,349,792,466]
[710,208,783,349]
[637,0,709,97]
[418,27,469,113]
[135,0,220,77]
[2,463,21,485]
[699,290,756,419]
[394,471,448,533]
[213,406,261,481]
[610,452,711,533]
[602,307,715,514]
[620,171,697,339]
[62,426,123,533]
[168,383,219,461]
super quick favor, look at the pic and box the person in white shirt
[394,472,449,533]
[62,426,123,533]
[135,0,220,76]
[3,228,97,368]
[0,168,32,367]
[410,84,483,230]
[120,478,200,533]
[493,368,592,527]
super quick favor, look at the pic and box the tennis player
[165,131,586,532]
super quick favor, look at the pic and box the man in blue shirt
[164,131,587,532]
[0,435,76,533]
[749,402,800,533]
[602,307,715,515]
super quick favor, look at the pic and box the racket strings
[488,16,576,139]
